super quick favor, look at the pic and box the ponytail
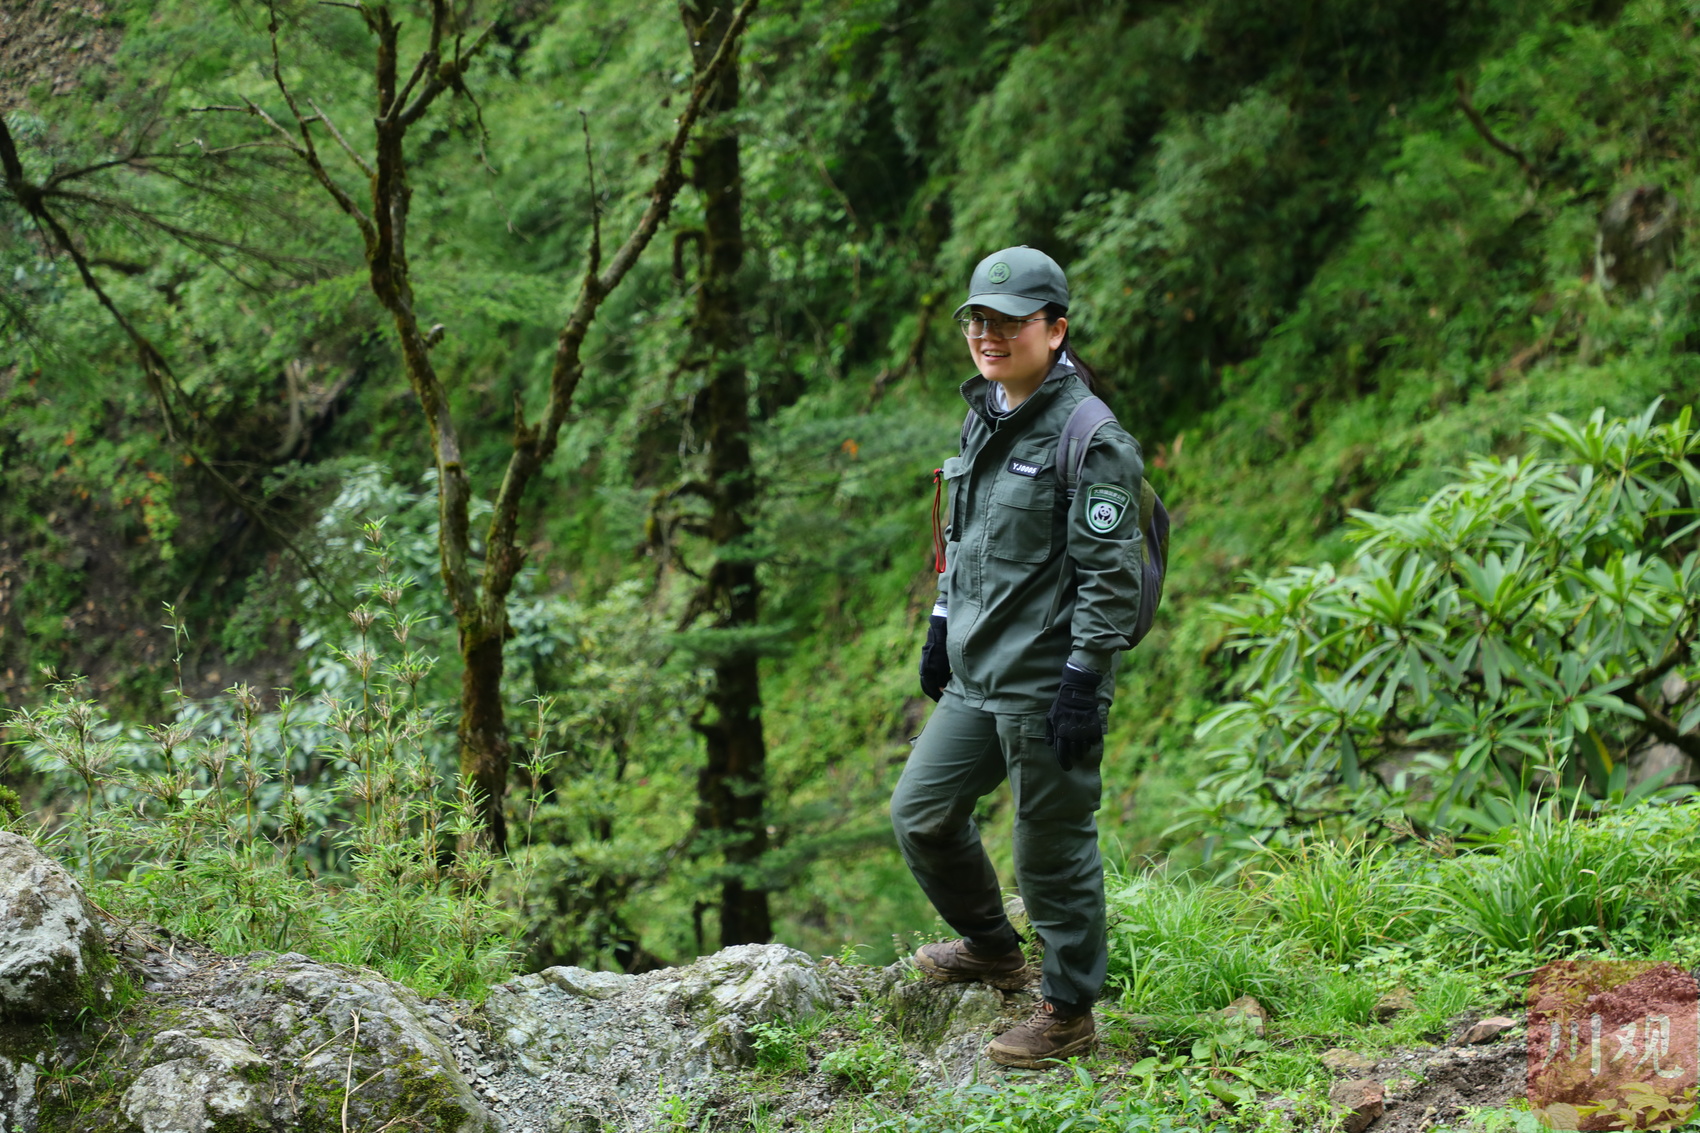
[1044,302,1097,392]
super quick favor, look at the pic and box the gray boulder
[0,832,115,1021]
[478,942,835,1128]
[225,952,494,1132]
[120,1009,273,1133]
[0,1035,49,1133]
[885,970,1011,1086]
[0,933,496,1133]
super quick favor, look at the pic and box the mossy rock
[11,945,496,1133]
[885,978,1005,1047]
[0,833,116,1023]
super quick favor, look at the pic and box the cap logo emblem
[987,262,1011,284]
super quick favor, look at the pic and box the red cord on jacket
[931,468,947,574]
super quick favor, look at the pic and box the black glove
[1046,664,1105,771]
[919,615,951,702]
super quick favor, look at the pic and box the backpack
[959,397,1170,646]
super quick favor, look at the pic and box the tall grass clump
[1248,836,1438,964]
[1435,799,1700,959]
[7,523,520,998]
[1104,870,1300,1016]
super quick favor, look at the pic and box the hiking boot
[985,1000,1097,1068]
[913,939,1029,990]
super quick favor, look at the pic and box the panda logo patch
[1084,483,1131,533]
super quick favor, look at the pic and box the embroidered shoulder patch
[1084,483,1131,533]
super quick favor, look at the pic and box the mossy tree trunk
[681,0,771,946]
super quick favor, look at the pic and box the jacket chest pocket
[941,456,967,542]
[987,452,1056,563]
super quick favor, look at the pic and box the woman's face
[965,305,1067,386]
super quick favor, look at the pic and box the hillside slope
[5,0,1700,961]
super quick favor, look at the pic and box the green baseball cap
[954,246,1070,318]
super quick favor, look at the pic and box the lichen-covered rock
[120,1010,272,1133]
[11,935,496,1133]
[541,966,636,1001]
[657,943,835,1067]
[659,943,833,1024]
[477,942,834,1127]
[886,974,1003,1046]
[487,943,831,1079]
[0,832,115,1021]
[888,977,1008,1085]
[0,1031,49,1133]
[229,953,494,1132]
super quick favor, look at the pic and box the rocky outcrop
[119,1009,274,1133]
[885,973,1008,1084]
[0,831,114,1022]
[0,836,1040,1133]
[475,943,841,1129]
[484,943,832,1083]
[465,947,1029,1132]
[0,927,495,1133]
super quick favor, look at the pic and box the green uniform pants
[890,692,1107,1010]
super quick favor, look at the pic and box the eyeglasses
[957,313,1048,340]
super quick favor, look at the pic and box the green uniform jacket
[935,359,1145,712]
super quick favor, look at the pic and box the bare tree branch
[579,110,601,279]
[307,98,375,178]
[1455,76,1535,182]
[478,0,760,617]
[0,115,342,606]
[264,3,376,244]
[177,138,295,156]
[391,0,445,117]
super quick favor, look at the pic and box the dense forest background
[5,0,1700,978]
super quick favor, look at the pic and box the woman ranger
[891,246,1145,1068]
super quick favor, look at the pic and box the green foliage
[5,530,519,998]
[1428,1107,1546,1133]
[1186,400,1700,860]
[1248,837,1436,965]
[1104,870,1300,1017]
[862,1065,1222,1133]
[818,1037,910,1096]
[748,1020,813,1076]
[1435,800,1700,958]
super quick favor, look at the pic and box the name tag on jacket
[1006,458,1042,478]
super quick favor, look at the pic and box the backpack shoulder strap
[1058,396,1117,500]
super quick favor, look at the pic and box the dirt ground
[1,0,123,112]
[1368,1035,1528,1133]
